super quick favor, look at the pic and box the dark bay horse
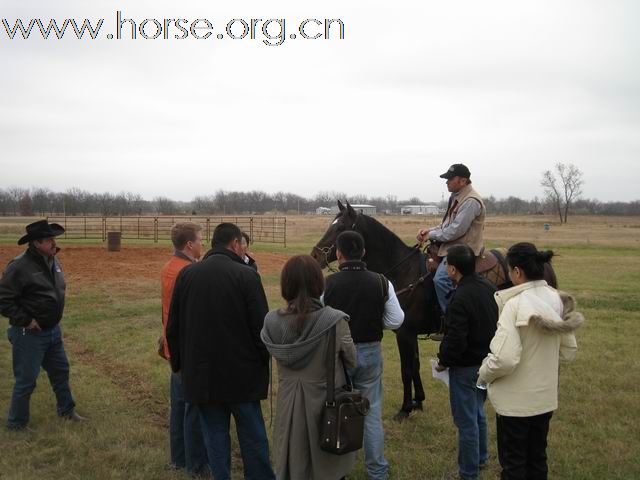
[311,201,441,420]
[311,201,558,420]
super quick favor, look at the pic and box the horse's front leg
[411,340,425,410]
[394,325,417,421]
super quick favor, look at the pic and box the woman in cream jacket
[478,243,584,480]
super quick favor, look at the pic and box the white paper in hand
[430,358,449,387]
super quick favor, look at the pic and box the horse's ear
[337,200,345,212]
[346,201,356,217]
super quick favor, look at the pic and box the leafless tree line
[1,167,638,217]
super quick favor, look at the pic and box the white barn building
[401,204,440,215]
[330,204,377,215]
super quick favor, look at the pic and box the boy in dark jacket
[436,245,498,480]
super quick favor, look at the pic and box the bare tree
[6,187,28,216]
[541,163,584,223]
[19,192,33,216]
[154,196,178,215]
[0,189,10,215]
[31,187,54,216]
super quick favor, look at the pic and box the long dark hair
[280,255,325,333]
[507,242,555,281]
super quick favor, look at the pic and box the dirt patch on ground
[0,244,291,287]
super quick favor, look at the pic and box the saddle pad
[475,251,498,274]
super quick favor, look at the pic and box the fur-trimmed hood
[495,280,585,335]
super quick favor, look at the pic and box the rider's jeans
[434,257,455,313]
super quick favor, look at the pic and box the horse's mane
[359,214,413,252]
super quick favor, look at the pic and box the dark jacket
[438,273,498,367]
[0,245,66,329]
[166,247,270,404]
[324,261,387,343]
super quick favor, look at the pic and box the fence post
[154,217,158,243]
[284,217,287,248]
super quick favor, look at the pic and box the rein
[312,245,338,273]
[382,243,421,277]
[394,273,429,297]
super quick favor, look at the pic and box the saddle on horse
[425,243,510,289]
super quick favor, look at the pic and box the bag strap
[325,324,337,405]
[378,273,389,302]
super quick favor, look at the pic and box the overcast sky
[1,0,638,202]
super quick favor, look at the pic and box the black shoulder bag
[319,324,370,455]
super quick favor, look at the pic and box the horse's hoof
[393,409,413,422]
[411,401,424,411]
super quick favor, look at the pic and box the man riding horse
[416,164,486,314]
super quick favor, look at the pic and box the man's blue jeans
[434,257,455,313]
[169,372,208,474]
[6,324,75,428]
[449,366,489,480]
[349,342,389,480]
[197,401,274,480]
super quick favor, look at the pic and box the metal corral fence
[47,216,287,246]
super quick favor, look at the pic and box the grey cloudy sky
[1,0,638,202]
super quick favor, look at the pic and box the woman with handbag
[478,243,584,480]
[261,255,357,480]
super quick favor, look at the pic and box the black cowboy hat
[18,220,65,245]
[439,163,471,179]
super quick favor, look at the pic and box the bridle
[312,214,361,273]
[312,244,338,273]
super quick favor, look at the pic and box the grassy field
[0,215,639,479]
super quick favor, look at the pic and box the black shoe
[393,409,414,422]
[62,411,88,422]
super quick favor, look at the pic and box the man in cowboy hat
[0,219,86,430]
[416,164,486,314]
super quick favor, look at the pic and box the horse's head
[311,200,360,268]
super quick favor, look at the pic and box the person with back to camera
[478,242,584,480]
[166,222,275,480]
[261,255,357,480]
[323,231,404,480]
